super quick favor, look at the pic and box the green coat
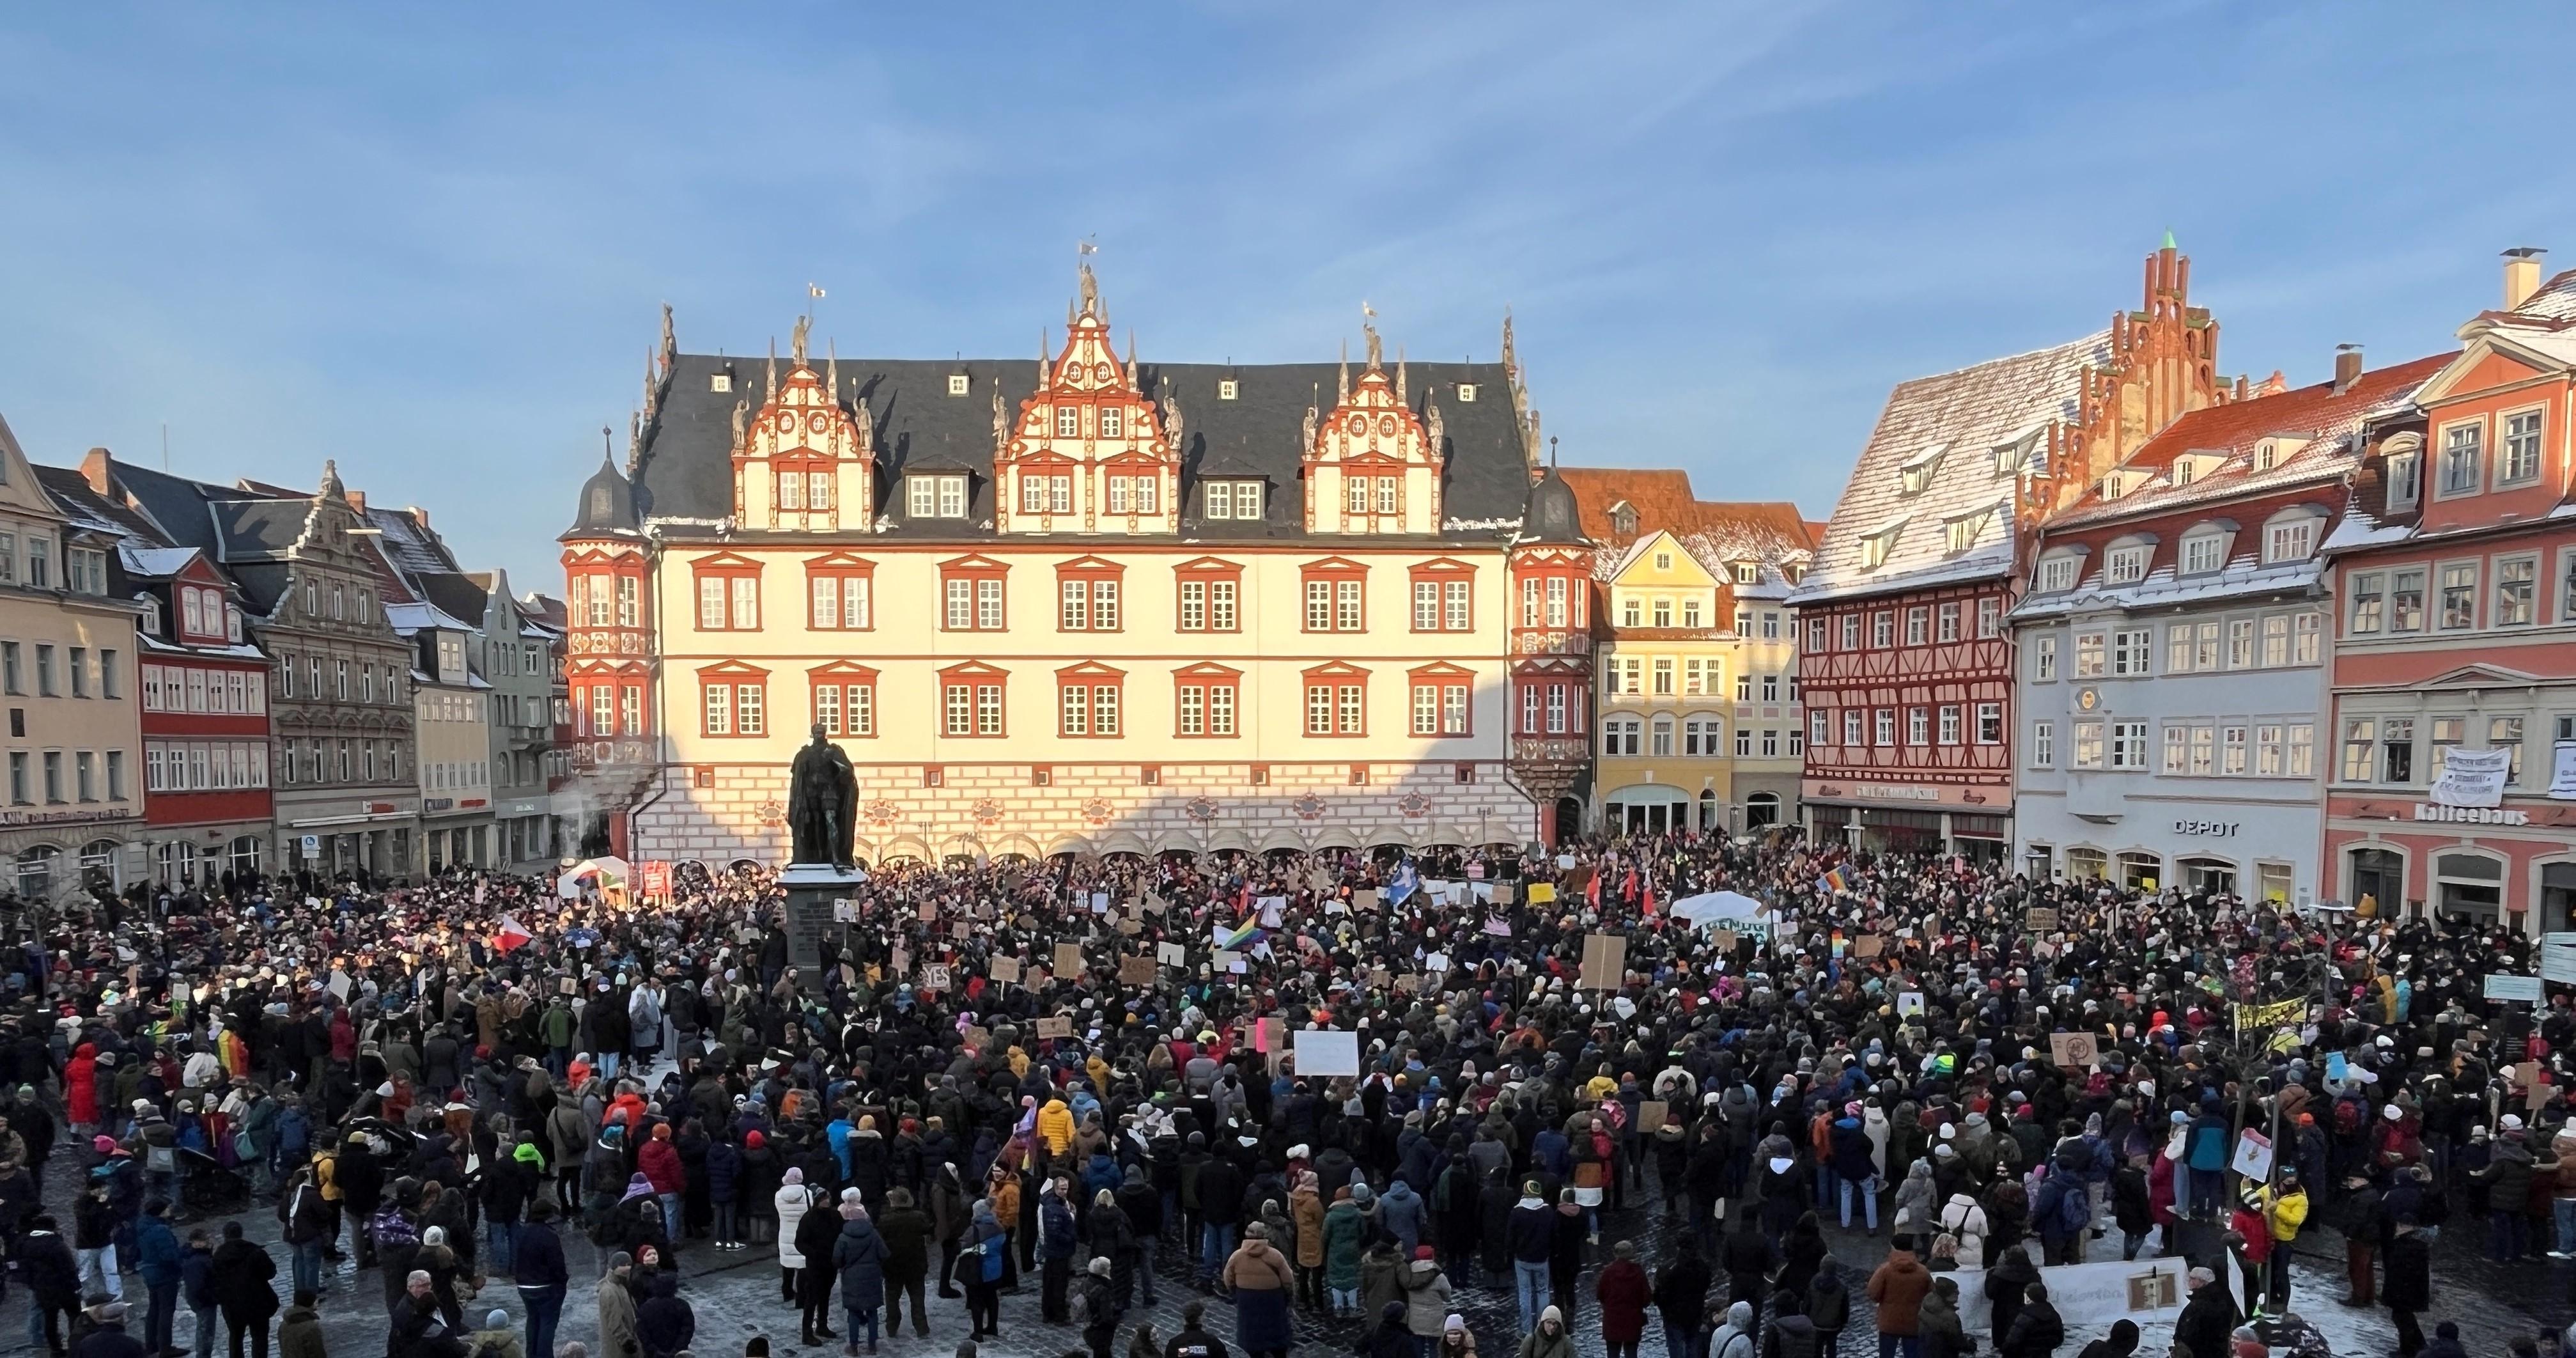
[1323,1200,1368,1288]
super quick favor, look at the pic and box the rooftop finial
[600,428,613,464]
[1077,238,1100,320]
[658,302,676,373]
[1501,308,1518,380]
[319,458,345,501]
[1362,300,1382,371]
[766,339,777,398]
[1396,346,1408,404]
[826,339,839,401]
[1549,435,1559,469]
[791,314,811,368]
[2160,228,2177,252]
[1337,340,1350,404]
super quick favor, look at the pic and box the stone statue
[786,723,858,869]
[791,313,811,368]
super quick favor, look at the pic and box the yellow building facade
[1595,531,1737,834]
[568,272,1558,864]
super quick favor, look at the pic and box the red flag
[492,916,533,955]
[1642,877,1657,917]
[1586,871,1602,906]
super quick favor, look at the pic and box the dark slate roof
[417,570,488,627]
[632,354,1530,543]
[564,457,640,538]
[30,466,160,542]
[210,497,316,563]
[1516,466,1587,545]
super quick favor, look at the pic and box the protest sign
[1897,990,1926,1018]
[1527,882,1556,905]
[1579,933,1627,990]
[1854,934,1885,959]
[919,963,951,990]
[2230,1127,2274,1182]
[2025,907,2060,933]
[1036,1016,1073,1039]
[1292,1028,1362,1076]
[1054,942,1086,977]
[988,956,1021,985]
[1158,942,1187,967]
[1638,1100,1669,1132]
[1119,955,1159,985]
[2049,1031,2099,1068]
[2487,973,2543,1003]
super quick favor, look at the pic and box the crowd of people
[0,825,2561,1358]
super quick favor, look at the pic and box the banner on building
[2543,933,2576,985]
[2432,746,2511,808]
[2553,742,2576,800]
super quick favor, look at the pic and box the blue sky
[1,3,2569,586]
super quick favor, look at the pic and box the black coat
[2381,1232,2432,1311]
[209,1239,280,1320]
[2172,1283,2238,1358]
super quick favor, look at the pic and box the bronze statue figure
[786,723,858,869]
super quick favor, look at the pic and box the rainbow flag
[1212,920,1266,951]
[1818,869,1848,895]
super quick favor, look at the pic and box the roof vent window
[1457,383,1478,403]
[710,371,732,393]
[1218,379,1238,401]
[947,374,970,396]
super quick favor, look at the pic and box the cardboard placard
[918,901,938,922]
[1491,884,1516,905]
[988,956,1021,985]
[1638,1099,1670,1130]
[919,963,952,991]
[2026,907,2060,933]
[1213,949,1245,973]
[1579,933,1627,990]
[1712,929,1738,952]
[1054,942,1086,977]
[1854,934,1885,959]
[2049,1031,2100,1068]
[1158,942,1187,966]
[1897,990,1926,1018]
[1369,965,1392,988]
[890,948,910,977]
[1036,1016,1073,1039]
[1527,882,1556,905]
[963,1026,990,1049]
[1115,919,1143,936]
[1119,956,1159,985]
[952,921,974,940]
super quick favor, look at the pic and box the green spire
[2161,229,2178,251]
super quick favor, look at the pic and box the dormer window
[2251,434,2311,474]
[1610,503,1640,538]
[906,474,968,519]
[1858,517,1906,571]
[2384,433,2423,511]
[1944,510,1989,556]
[1733,562,1758,584]
[1992,428,2042,476]
[947,373,970,396]
[2170,452,2225,487]
[710,371,732,393]
[226,605,243,644]
[1204,481,1263,520]
[1456,384,1478,403]
[2263,513,2317,564]
[1898,443,1948,496]
[139,597,161,637]
[2102,545,2148,585]
[1218,379,1238,401]
[2180,529,2230,575]
[2037,555,2078,593]
[2099,469,2152,501]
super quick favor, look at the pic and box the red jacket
[1595,1259,1651,1343]
[65,1045,98,1125]
[638,1136,685,1194]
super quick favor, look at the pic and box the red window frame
[938,555,1010,632]
[936,661,1008,738]
[1300,558,1368,634]
[688,552,762,632]
[1055,662,1126,738]
[1301,661,1369,738]
[1408,559,1477,633]
[1055,556,1126,634]
[804,553,876,632]
[771,455,838,514]
[807,662,878,738]
[1172,662,1242,738]
[1173,558,1245,633]
[695,661,768,738]
[1408,662,1475,738]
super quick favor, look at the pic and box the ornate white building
[563,267,1564,866]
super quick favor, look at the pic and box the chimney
[346,490,366,513]
[80,447,112,496]
[2504,247,2546,310]
[408,506,430,529]
[2332,344,2364,396]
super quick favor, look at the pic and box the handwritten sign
[1054,942,1086,977]
[1527,882,1556,905]
[2026,907,2060,933]
[1119,956,1159,985]
[919,964,951,991]
[1579,934,1627,990]
[1036,1016,1073,1040]
[988,956,1021,985]
[2050,1031,2099,1068]
[1157,942,1187,967]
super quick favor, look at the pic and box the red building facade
[132,550,274,885]
[1505,464,1593,843]
[2323,253,2576,932]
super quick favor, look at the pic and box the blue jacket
[1039,1194,1078,1261]
[705,1141,742,1204]
[512,1221,568,1290]
[180,1247,215,1310]
[833,1217,888,1299]
[827,1119,855,1180]
[134,1216,183,1286]
[2186,1112,2230,1171]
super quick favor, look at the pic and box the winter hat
[1445,1316,1467,1335]
[1415,1245,1436,1260]
[91,1136,114,1154]
[1088,1256,1110,1276]
[486,1310,509,1330]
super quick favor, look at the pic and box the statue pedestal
[778,862,866,974]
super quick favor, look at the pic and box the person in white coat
[777,1166,819,1302]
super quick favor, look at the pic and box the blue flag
[1388,859,1420,905]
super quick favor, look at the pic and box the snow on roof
[2010,553,2323,622]
[116,543,198,578]
[1794,331,2108,604]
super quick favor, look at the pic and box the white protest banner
[1950,1257,2185,1333]
[2544,933,2576,985]
[2554,742,2576,800]
[1292,1028,1362,1077]
[2487,973,2545,1003]
[1896,991,1925,1018]
[2229,1127,2274,1182]
[2431,745,2511,808]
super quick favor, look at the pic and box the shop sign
[2411,803,2530,826]
[1857,784,1939,802]
[2173,820,2238,837]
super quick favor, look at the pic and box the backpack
[2053,1178,2090,1236]
[977,1234,1006,1283]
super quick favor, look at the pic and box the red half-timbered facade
[1792,239,2226,857]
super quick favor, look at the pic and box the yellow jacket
[2263,1185,2308,1242]
[1036,1098,1075,1155]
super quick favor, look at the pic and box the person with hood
[1892,1161,1937,1241]
[1401,1245,1454,1350]
[1653,1237,1711,1358]
[24,1214,82,1357]
[776,1167,819,1305]
[1866,1237,1932,1358]
[1807,1258,1851,1358]
[1937,1189,1990,1270]
[634,1274,692,1358]
[833,1198,889,1355]
[876,1187,933,1339]
[1762,1293,1820,1358]
[467,1307,528,1358]
[1288,1173,1326,1311]
[1221,1221,1295,1358]
[1710,1300,1760,1358]
[1595,1238,1650,1358]
[1115,1163,1162,1308]
[2476,1117,2536,1261]
[1721,1212,1780,1336]
[1359,1302,1414,1358]
[1323,1187,1369,1318]
[1831,1104,1880,1232]
[1916,1277,1972,1358]
[208,1221,279,1358]
[135,1200,183,1358]
[274,1292,323,1358]
[961,1199,1007,1341]
[1999,1277,2061,1358]
[1984,1245,2038,1347]
[1517,1306,1574,1358]
[1378,1176,1427,1258]
[1476,1169,1517,1289]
